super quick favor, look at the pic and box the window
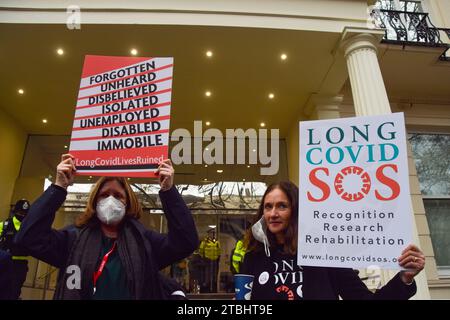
[374,0,396,10]
[409,133,450,277]
[373,0,437,44]
[375,0,423,12]
[140,181,264,295]
[423,199,450,276]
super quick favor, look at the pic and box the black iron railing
[370,8,450,60]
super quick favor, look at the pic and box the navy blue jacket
[14,184,199,298]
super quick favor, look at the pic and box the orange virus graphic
[334,166,371,201]
[276,285,295,300]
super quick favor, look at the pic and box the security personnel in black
[0,199,30,299]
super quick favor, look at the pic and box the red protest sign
[69,55,173,177]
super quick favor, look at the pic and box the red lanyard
[93,241,117,294]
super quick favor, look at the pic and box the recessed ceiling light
[89,176,92,179]
[268,93,275,99]
[280,53,287,60]
[203,178,208,181]
[205,148,209,151]
[204,165,208,168]
[205,121,211,126]
[130,48,138,55]
[260,122,266,127]
[57,48,64,55]
[252,149,256,152]
[205,91,212,97]
[243,178,246,182]
[42,119,48,124]
[206,50,213,57]
[18,89,24,95]
[217,169,223,173]
[247,165,251,168]
[64,145,68,149]
[208,225,216,229]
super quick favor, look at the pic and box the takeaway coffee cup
[234,274,254,300]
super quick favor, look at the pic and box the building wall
[0,0,370,32]
[2,0,448,300]
[426,0,450,29]
[0,108,27,220]
[12,177,47,210]
[403,103,450,299]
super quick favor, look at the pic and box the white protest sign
[298,113,412,269]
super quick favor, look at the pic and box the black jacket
[15,184,199,299]
[241,248,416,300]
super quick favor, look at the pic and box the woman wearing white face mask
[240,181,425,300]
[15,154,199,299]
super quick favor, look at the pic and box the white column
[311,95,343,120]
[342,33,391,116]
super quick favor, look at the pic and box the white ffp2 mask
[96,196,126,225]
[251,217,271,257]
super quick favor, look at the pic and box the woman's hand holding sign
[398,244,425,284]
[55,154,77,190]
[157,159,174,192]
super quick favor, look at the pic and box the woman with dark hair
[15,154,198,299]
[241,181,425,300]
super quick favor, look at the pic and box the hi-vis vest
[199,238,221,261]
[0,216,28,261]
[231,240,246,273]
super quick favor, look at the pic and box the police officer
[199,229,221,292]
[230,222,251,275]
[0,250,14,299]
[0,199,30,299]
